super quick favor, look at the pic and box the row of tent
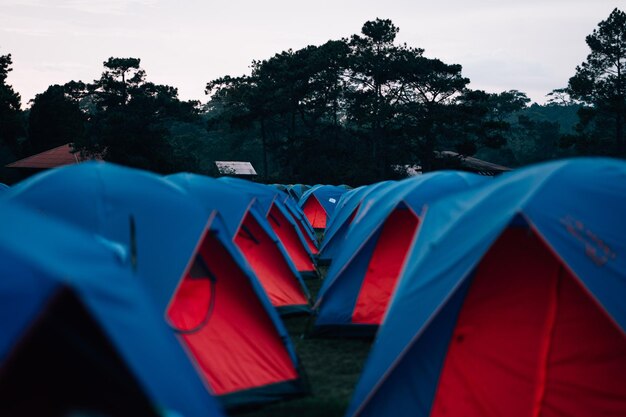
[302,158,626,417]
[271,183,352,231]
[0,164,340,416]
[2,157,625,416]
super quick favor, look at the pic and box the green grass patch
[233,277,373,417]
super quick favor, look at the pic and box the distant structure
[392,164,422,177]
[437,151,511,176]
[393,152,510,177]
[6,144,98,171]
[215,161,257,177]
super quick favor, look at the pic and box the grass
[233,276,374,417]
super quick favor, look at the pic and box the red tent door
[234,212,308,308]
[167,232,298,396]
[352,206,420,325]
[431,227,626,417]
[303,196,327,229]
[267,205,315,273]
[295,219,318,255]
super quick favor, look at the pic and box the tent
[167,173,311,315]
[219,176,318,278]
[279,190,319,255]
[347,158,626,417]
[166,214,307,407]
[313,172,487,336]
[316,186,367,264]
[287,184,310,201]
[299,185,347,230]
[317,182,394,265]
[2,162,308,408]
[2,161,209,311]
[0,200,223,417]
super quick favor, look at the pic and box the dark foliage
[4,11,623,183]
[0,52,26,183]
[560,8,626,156]
[204,19,565,184]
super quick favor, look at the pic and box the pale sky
[0,0,621,106]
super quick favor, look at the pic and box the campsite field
[234,279,374,417]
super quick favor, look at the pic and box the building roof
[437,151,511,176]
[6,144,96,169]
[215,161,257,176]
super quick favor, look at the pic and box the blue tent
[0,183,8,192]
[165,213,308,408]
[313,172,488,336]
[287,184,310,201]
[347,158,626,417]
[2,162,307,407]
[271,183,289,192]
[316,186,367,264]
[262,183,317,242]
[218,177,277,214]
[219,176,318,277]
[166,173,311,314]
[0,199,223,416]
[318,182,395,265]
[2,161,209,312]
[279,190,319,254]
[300,185,348,229]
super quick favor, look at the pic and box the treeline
[1,9,625,185]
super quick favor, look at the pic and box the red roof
[6,144,97,169]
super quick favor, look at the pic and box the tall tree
[96,57,145,107]
[206,41,351,181]
[205,19,490,183]
[567,8,626,155]
[27,84,85,153]
[344,18,469,173]
[452,89,530,153]
[0,53,24,155]
[75,57,202,173]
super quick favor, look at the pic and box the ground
[233,278,374,417]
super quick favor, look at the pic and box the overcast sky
[0,0,621,106]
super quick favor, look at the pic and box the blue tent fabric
[282,194,318,245]
[287,184,310,201]
[346,158,626,417]
[318,182,395,264]
[167,173,259,236]
[268,184,317,239]
[316,186,367,264]
[218,176,316,259]
[217,177,278,215]
[299,185,347,215]
[2,162,210,313]
[166,173,311,302]
[0,183,8,192]
[204,213,303,368]
[316,172,488,315]
[163,174,308,403]
[218,177,312,238]
[321,186,365,240]
[3,163,307,407]
[0,200,223,417]
[271,184,289,192]
[171,211,308,407]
